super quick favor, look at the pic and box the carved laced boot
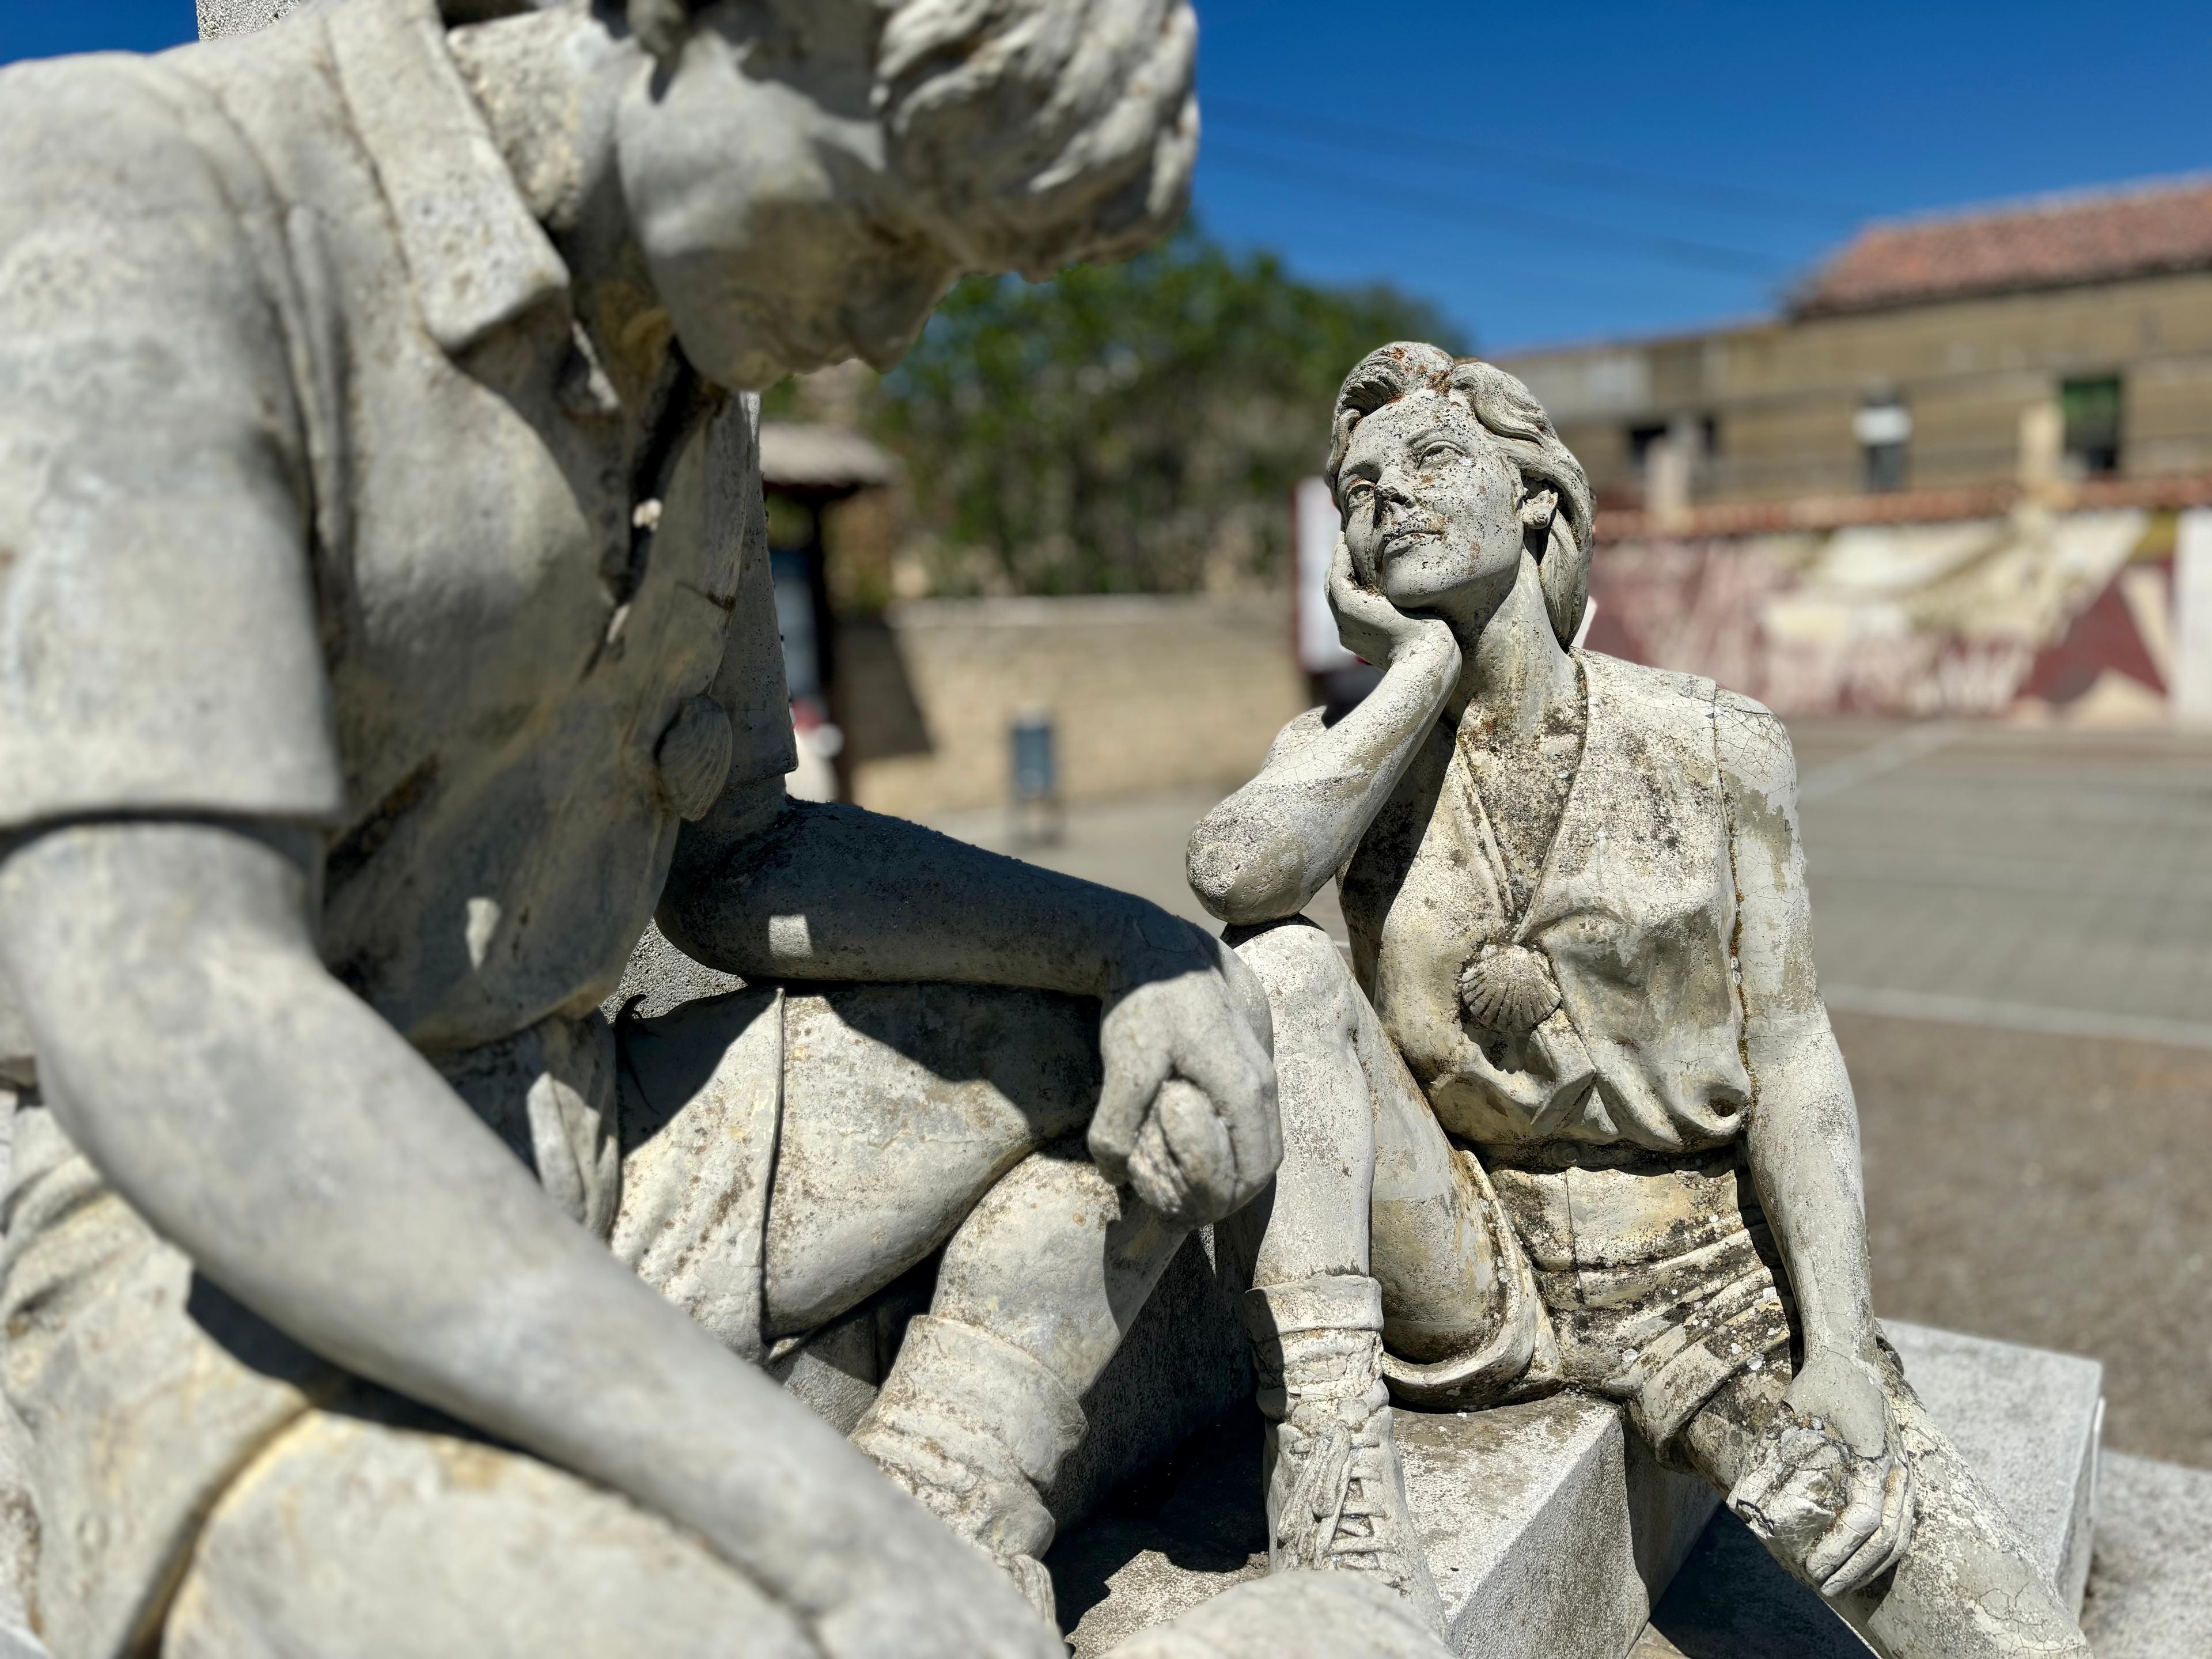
[849,1314,1085,1624]
[1243,1274,1444,1633]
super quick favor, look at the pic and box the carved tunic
[1339,653,1806,1445]
[1344,650,1756,1155]
[0,0,796,1063]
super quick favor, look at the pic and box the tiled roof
[759,422,899,492]
[1793,177,2212,315]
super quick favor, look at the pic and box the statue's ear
[1518,485,1560,537]
[628,0,692,62]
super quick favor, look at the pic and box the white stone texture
[1883,1321,2101,1609]
[1109,1572,1452,1659]
[1045,1307,2123,1659]
[2078,1450,2212,1658]
[1044,1229,1253,1528]
[196,0,305,40]
[1,0,1260,1652]
[1402,1396,1717,1659]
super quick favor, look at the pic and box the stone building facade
[1495,178,2212,725]
[1500,178,2212,515]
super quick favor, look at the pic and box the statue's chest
[303,228,753,1043]
[1459,726,1584,919]
[1340,734,1512,1082]
[1341,661,1742,1136]
[329,318,739,784]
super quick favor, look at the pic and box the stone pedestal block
[1403,1396,1718,1659]
[2078,1450,2212,1658]
[1885,1320,2101,1608]
[1049,1392,1717,1659]
[1051,1319,2124,1659]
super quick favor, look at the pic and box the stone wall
[840,594,1308,819]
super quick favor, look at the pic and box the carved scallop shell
[1456,944,1562,1036]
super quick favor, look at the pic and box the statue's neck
[1444,554,1578,743]
[448,12,672,406]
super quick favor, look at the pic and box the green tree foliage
[870,225,1463,596]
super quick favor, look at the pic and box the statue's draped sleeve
[1712,687,1825,1035]
[0,55,343,836]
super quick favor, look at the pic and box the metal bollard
[1009,710,1063,848]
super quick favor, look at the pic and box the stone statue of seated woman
[1185,341,2092,1659]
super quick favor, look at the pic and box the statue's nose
[1374,474,1419,517]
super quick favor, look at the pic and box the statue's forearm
[1744,1020,1881,1362]
[0,819,1006,1626]
[1187,630,1457,925]
[664,796,1202,997]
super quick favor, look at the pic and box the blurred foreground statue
[1187,342,2094,1658]
[0,3,1308,1655]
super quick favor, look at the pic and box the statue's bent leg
[162,1396,812,1659]
[612,981,1099,1356]
[764,983,1102,1336]
[618,980,1189,1623]
[853,1146,1189,1620]
[2,1090,808,1659]
[1677,1358,2090,1659]
[1225,917,1448,1630]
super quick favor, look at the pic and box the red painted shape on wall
[2018,561,2167,706]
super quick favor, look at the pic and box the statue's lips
[1378,528,1440,564]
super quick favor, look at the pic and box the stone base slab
[1051,1391,1717,1659]
[1052,1320,2120,1659]
[2078,1450,2212,1657]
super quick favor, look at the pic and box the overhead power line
[1202,140,1794,279]
[1206,96,1869,228]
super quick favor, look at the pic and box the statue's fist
[1731,1350,1915,1599]
[1090,923,1279,1227]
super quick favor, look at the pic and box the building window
[1627,418,1718,467]
[1855,398,1911,493]
[2060,376,2123,476]
[1627,422,1670,468]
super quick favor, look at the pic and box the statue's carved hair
[623,0,1197,277]
[1324,341,1595,652]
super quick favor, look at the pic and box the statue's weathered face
[614,15,960,389]
[1337,392,1527,615]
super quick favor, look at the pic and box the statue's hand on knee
[1730,1349,1915,1599]
[1088,922,1279,1227]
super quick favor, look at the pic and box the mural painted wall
[1582,509,2182,725]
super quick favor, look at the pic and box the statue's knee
[937,1149,1118,1283]
[1228,918,1355,1035]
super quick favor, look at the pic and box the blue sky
[12,3,2211,352]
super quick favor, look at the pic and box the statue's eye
[1343,479,1376,504]
[1418,444,1459,466]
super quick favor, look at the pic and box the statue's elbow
[1186,827,1306,927]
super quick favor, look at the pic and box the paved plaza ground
[929,717,2212,1469]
